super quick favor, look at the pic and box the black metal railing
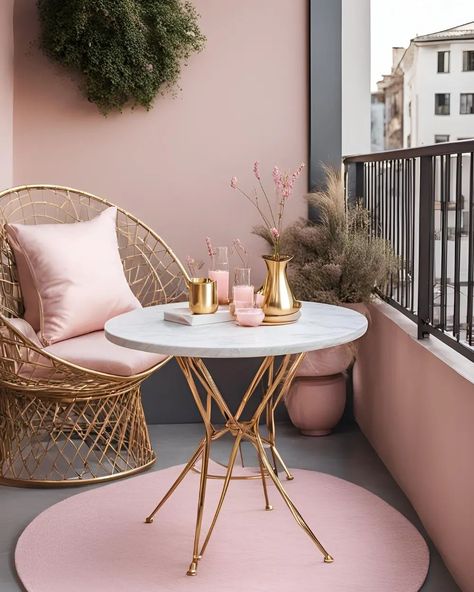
[344,140,474,362]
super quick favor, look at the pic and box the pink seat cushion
[45,330,167,377]
[6,207,140,346]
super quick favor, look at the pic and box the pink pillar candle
[208,269,229,304]
[233,284,254,307]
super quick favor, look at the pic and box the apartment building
[400,22,474,146]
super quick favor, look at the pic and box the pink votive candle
[208,269,229,304]
[235,308,265,327]
[233,284,254,306]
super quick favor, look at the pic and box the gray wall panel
[309,0,342,195]
[142,358,290,424]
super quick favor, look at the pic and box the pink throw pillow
[10,247,41,330]
[6,207,140,345]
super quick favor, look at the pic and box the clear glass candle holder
[208,246,229,305]
[233,267,254,307]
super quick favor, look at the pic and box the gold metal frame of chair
[0,185,191,486]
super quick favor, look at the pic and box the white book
[163,306,234,326]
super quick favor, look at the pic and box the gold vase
[261,255,301,323]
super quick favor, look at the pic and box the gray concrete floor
[0,422,461,591]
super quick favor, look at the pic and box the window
[437,51,450,73]
[435,93,450,115]
[463,51,474,71]
[435,135,450,143]
[460,93,474,114]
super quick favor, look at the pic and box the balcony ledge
[370,297,474,385]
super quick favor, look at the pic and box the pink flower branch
[230,177,273,231]
[232,238,248,267]
[230,161,305,260]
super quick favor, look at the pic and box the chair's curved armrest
[0,315,159,393]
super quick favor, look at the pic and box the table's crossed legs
[145,354,333,576]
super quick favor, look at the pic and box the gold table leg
[145,354,333,575]
[264,359,294,480]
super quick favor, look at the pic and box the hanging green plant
[37,0,206,114]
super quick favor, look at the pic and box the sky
[371,0,474,90]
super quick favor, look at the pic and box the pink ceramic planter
[285,303,370,436]
[285,374,347,436]
[296,343,354,377]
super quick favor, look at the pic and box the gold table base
[145,354,333,576]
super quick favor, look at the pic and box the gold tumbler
[188,278,218,314]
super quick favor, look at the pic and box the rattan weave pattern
[0,185,189,486]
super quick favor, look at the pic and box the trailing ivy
[37,0,206,114]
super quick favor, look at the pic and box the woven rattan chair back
[0,184,188,319]
[0,185,189,486]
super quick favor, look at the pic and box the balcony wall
[353,300,474,592]
[0,0,13,189]
[12,0,308,283]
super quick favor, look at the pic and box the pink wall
[12,0,308,283]
[353,302,474,592]
[0,0,14,189]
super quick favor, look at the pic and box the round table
[105,301,368,576]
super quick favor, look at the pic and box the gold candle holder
[188,278,218,314]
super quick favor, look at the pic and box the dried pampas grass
[253,166,396,304]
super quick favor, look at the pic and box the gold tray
[262,311,301,325]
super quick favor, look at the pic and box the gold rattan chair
[0,185,189,487]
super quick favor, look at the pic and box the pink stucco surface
[353,301,474,592]
[12,0,308,283]
[0,0,14,189]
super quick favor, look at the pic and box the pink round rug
[16,462,429,592]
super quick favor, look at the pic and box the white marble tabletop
[105,301,368,359]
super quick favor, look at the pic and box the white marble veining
[105,302,368,359]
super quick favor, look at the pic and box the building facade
[400,22,474,147]
[376,48,405,150]
[370,90,384,152]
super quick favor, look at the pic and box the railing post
[417,156,433,339]
[345,162,364,206]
